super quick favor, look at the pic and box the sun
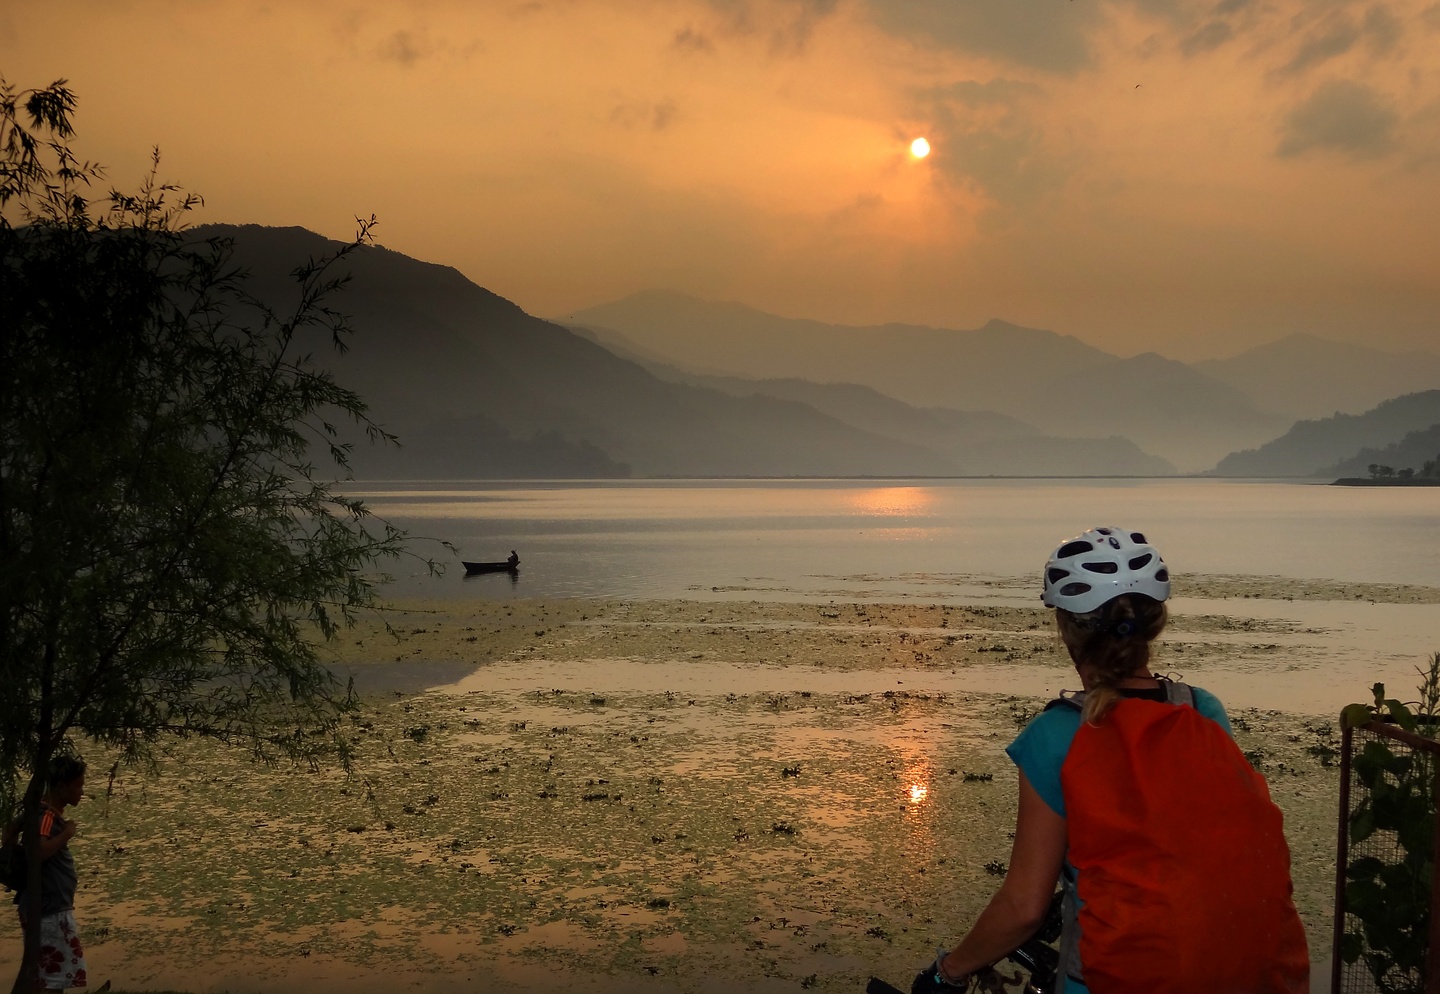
[910,137,931,159]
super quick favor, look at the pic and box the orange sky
[3,0,1438,359]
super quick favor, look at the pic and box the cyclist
[913,526,1309,994]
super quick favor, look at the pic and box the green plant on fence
[1338,653,1439,994]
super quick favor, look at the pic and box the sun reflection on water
[901,757,938,866]
[848,486,934,517]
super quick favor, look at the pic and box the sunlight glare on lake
[908,783,928,805]
[848,486,933,517]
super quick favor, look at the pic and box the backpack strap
[1159,677,1195,708]
[1043,689,1085,713]
[1058,863,1085,984]
[1043,680,1194,714]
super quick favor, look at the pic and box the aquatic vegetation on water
[67,689,1012,987]
[57,680,1341,993]
[28,591,1363,992]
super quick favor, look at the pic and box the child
[6,756,89,991]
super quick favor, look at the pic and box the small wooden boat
[463,555,519,575]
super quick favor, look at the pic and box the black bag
[0,841,26,892]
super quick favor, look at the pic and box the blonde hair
[1055,594,1168,724]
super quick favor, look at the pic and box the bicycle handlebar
[865,889,1064,994]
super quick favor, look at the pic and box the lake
[352,478,1440,716]
[355,478,1440,602]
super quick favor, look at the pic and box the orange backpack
[1056,691,1310,993]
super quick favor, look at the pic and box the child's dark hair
[46,755,86,789]
[1055,594,1168,723]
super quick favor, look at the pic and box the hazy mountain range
[1212,391,1440,477]
[571,348,1172,476]
[217,227,941,478]
[208,227,1440,479]
[569,296,1265,468]
[566,291,1440,473]
[1193,338,1440,422]
[561,290,1440,472]
[1324,423,1440,478]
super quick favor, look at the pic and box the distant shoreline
[1332,477,1440,486]
[345,474,1313,484]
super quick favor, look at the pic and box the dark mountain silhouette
[568,291,1282,471]
[209,225,985,478]
[1211,390,1440,477]
[1321,424,1440,479]
[360,416,633,479]
[1194,334,1440,421]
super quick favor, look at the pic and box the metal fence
[1332,719,1440,994]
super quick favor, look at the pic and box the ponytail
[1054,594,1167,724]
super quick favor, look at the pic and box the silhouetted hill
[675,375,1040,442]
[1211,390,1440,477]
[566,291,1114,412]
[568,291,1278,472]
[608,364,1173,476]
[1322,424,1440,479]
[1194,334,1440,421]
[201,226,967,477]
[1029,353,1286,472]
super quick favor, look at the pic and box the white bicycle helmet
[1041,526,1170,614]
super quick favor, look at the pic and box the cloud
[1180,20,1235,56]
[918,79,1066,207]
[1362,4,1403,54]
[652,100,678,131]
[766,0,840,54]
[1277,78,1399,157]
[610,98,681,132]
[932,78,1044,107]
[372,24,484,67]
[864,0,1101,74]
[698,0,841,56]
[1276,12,1361,77]
[1271,5,1404,78]
[672,26,716,53]
[378,29,429,66]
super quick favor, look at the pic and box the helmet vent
[1043,526,1171,611]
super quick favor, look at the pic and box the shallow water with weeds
[0,587,1396,992]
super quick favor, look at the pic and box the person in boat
[913,526,1308,994]
[506,550,519,568]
